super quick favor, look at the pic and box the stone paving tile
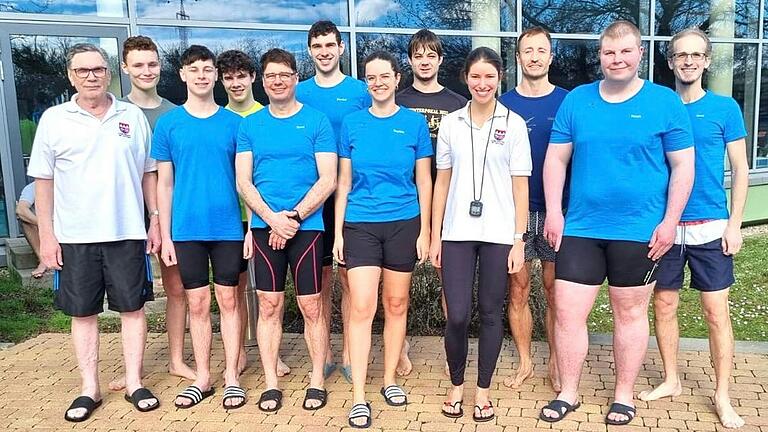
[0,333,765,431]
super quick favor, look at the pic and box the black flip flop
[473,401,495,422]
[441,400,464,418]
[222,385,247,410]
[302,387,328,411]
[124,387,159,412]
[380,384,408,407]
[605,402,636,425]
[174,385,215,409]
[257,388,283,413]
[539,399,581,423]
[64,396,102,423]
[348,402,372,429]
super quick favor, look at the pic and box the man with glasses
[28,43,160,422]
[639,28,748,430]
[296,20,371,383]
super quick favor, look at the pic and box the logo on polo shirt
[393,129,405,134]
[630,114,642,119]
[337,98,348,102]
[296,125,306,129]
[493,128,506,144]
[118,122,131,138]
[696,114,705,118]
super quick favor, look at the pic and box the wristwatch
[513,232,528,243]
[148,209,160,217]
[289,209,304,224]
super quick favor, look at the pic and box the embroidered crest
[118,122,131,138]
[493,128,506,143]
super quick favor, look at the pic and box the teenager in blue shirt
[334,51,432,428]
[639,29,748,430]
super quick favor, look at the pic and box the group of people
[27,17,748,430]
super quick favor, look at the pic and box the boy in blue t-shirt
[236,48,337,413]
[640,29,748,430]
[152,45,246,410]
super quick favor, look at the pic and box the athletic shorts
[655,239,734,292]
[555,236,658,287]
[321,196,335,267]
[343,215,420,272]
[525,210,556,262]
[53,240,153,317]
[251,229,323,296]
[174,241,244,289]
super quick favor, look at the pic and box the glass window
[756,45,768,169]
[136,0,348,26]
[654,41,758,169]
[522,0,650,35]
[355,33,516,98]
[657,0,758,39]
[138,26,351,106]
[549,39,649,90]
[355,0,515,32]
[0,0,126,16]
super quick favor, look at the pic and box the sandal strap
[384,385,406,399]
[259,389,283,403]
[68,396,99,410]
[223,386,246,398]
[608,402,636,418]
[545,399,573,416]
[349,403,371,418]
[305,387,327,401]
[178,386,204,403]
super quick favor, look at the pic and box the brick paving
[1,333,766,431]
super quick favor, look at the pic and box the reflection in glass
[549,39,649,90]
[656,0,758,39]
[654,42,758,168]
[756,45,768,169]
[355,33,516,99]
[522,0,650,35]
[355,0,515,32]
[136,0,348,26]
[138,26,351,106]
[0,0,126,16]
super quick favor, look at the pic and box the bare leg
[541,260,560,392]
[256,291,284,410]
[298,292,328,408]
[175,286,213,407]
[639,289,682,401]
[20,221,47,276]
[162,262,196,381]
[607,283,653,423]
[382,269,412,399]
[121,309,157,409]
[541,280,599,419]
[701,289,744,429]
[348,266,381,427]
[215,283,243,407]
[505,262,535,388]
[236,272,248,375]
[66,315,101,420]
[339,267,352,368]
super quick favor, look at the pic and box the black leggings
[442,240,511,388]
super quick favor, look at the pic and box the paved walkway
[1,333,766,431]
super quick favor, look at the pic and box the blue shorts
[655,239,734,292]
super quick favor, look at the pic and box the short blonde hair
[599,20,641,48]
[669,28,712,57]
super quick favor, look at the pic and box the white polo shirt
[436,102,532,245]
[27,93,155,244]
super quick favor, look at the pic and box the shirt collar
[456,99,510,126]
[64,92,125,118]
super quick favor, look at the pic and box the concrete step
[6,237,39,271]
[11,266,53,288]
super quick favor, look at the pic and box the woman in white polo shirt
[430,47,531,423]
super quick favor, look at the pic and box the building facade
[0,0,767,242]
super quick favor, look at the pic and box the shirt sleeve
[550,92,574,144]
[26,109,55,179]
[662,96,694,152]
[138,111,157,173]
[415,116,433,159]
[314,114,337,154]
[150,116,172,161]
[723,97,747,143]
[508,114,533,176]
[339,118,352,159]
[435,115,453,170]
[19,182,35,205]
[236,117,253,154]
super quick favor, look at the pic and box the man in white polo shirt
[28,43,161,422]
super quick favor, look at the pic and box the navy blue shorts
[655,239,734,292]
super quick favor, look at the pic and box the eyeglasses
[263,72,296,82]
[71,67,108,79]
[670,52,707,62]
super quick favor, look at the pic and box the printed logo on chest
[118,122,131,138]
[492,128,506,145]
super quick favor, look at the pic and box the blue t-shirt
[151,106,244,241]
[296,76,371,144]
[340,107,433,223]
[236,105,336,231]
[550,81,694,242]
[682,91,746,221]
[499,86,569,212]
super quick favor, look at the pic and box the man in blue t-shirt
[639,29,748,430]
[153,45,247,410]
[498,26,568,393]
[296,20,371,384]
[236,48,337,413]
[539,21,695,426]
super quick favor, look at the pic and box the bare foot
[169,362,197,381]
[396,339,413,377]
[638,379,682,401]
[108,376,126,391]
[504,363,534,388]
[548,361,561,393]
[31,264,48,278]
[276,357,291,377]
[715,396,745,428]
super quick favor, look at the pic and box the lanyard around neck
[469,101,497,202]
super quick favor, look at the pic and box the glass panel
[549,39,650,90]
[138,26,351,106]
[756,45,768,169]
[654,42,758,169]
[355,0,515,32]
[355,33,516,97]
[0,0,126,17]
[656,0,758,39]
[522,0,650,35]
[136,0,348,26]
